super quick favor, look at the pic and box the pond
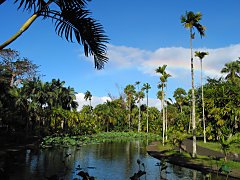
[3,141,232,179]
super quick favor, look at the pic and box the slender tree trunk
[0,13,39,50]
[128,97,131,130]
[188,108,191,133]
[138,100,141,132]
[162,87,165,145]
[201,59,206,143]
[146,92,149,133]
[190,28,197,158]
[165,85,168,141]
[165,100,168,141]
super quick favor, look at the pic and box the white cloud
[106,44,240,78]
[76,92,162,111]
[76,44,240,110]
[76,92,111,111]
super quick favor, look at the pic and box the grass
[198,140,240,154]
[151,141,240,178]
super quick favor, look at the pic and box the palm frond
[0,0,6,5]
[50,6,108,69]
[14,0,48,12]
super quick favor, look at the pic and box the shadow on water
[0,140,238,180]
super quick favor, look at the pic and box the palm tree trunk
[165,85,168,141]
[138,100,141,132]
[128,98,131,130]
[165,100,168,141]
[162,87,165,145]
[201,59,206,143]
[188,108,191,133]
[146,92,149,133]
[190,28,197,158]
[0,13,38,50]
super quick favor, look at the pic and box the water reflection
[4,141,235,180]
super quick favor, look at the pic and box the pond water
[4,141,232,180]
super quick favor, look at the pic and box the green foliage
[41,132,161,148]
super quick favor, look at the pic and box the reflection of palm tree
[142,83,151,133]
[195,51,208,143]
[181,11,205,158]
[0,0,108,69]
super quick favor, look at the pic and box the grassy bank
[147,141,240,179]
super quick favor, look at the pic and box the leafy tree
[195,51,208,143]
[0,48,39,86]
[181,11,206,158]
[0,0,108,69]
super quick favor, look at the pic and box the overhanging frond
[49,6,108,69]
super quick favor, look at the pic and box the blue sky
[1,0,240,109]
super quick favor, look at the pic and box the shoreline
[146,141,240,179]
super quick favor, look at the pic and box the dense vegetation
[1,49,239,148]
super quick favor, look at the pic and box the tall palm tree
[142,83,151,133]
[0,0,108,69]
[134,81,144,132]
[136,90,145,132]
[181,11,206,158]
[84,90,92,108]
[221,59,240,82]
[124,84,136,130]
[156,89,165,144]
[162,72,171,141]
[156,65,171,144]
[195,51,208,143]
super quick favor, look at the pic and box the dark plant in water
[77,171,95,180]
[130,159,146,180]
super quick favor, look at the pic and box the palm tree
[156,89,165,144]
[162,72,171,141]
[181,11,206,158]
[136,90,145,132]
[84,90,92,108]
[0,0,108,69]
[156,65,171,144]
[142,83,151,133]
[173,88,187,113]
[134,81,144,132]
[124,84,136,130]
[195,51,208,143]
[221,59,240,82]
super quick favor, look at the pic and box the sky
[1,0,240,110]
